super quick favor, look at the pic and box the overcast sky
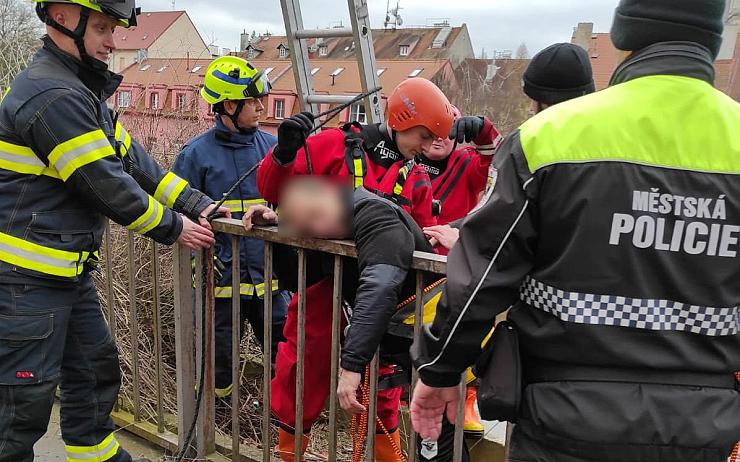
[137,0,618,57]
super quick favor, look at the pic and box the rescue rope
[732,371,740,462]
[350,365,407,462]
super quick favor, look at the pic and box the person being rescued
[255,78,457,461]
[416,107,504,437]
[243,177,468,462]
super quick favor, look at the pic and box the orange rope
[350,365,407,462]
[732,372,740,462]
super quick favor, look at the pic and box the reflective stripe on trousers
[215,279,280,298]
[65,432,120,462]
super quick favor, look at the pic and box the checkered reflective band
[520,276,739,337]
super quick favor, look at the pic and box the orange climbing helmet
[386,77,455,140]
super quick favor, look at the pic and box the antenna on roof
[384,0,402,29]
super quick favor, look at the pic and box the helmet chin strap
[224,100,252,134]
[38,5,108,72]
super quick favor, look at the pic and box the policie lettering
[609,189,738,257]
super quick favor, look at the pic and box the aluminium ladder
[280,0,384,125]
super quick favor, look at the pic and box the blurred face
[394,125,436,159]
[424,136,455,161]
[224,96,265,130]
[280,179,349,239]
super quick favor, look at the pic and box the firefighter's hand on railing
[410,380,460,441]
[337,368,365,414]
[423,225,460,250]
[242,205,278,231]
[177,216,215,250]
[199,204,231,229]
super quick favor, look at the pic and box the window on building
[408,68,423,77]
[117,91,131,108]
[376,68,386,77]
[279,45,289,58]
[319,45,328,56]
[349,103,367,124]
[330,67,345,76]
[247,48,257,59]
[119,57,126,70]
[399,45,410,56]
[150,92,159,110]
[190,66,202,73]
[156,65,168,72]
[274,99,286,119]
[311,67,321,76]
[139,64,151,71]
[177,93,187,112]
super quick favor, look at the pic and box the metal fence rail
[102,217,462,461]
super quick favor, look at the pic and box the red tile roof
[240,26,466,61]
[119,57,450,96]
[114,11,185,50]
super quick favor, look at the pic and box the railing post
[328,255,343,462]
[262,241,273,462]
[407,271,425,462]
[197,249,216,455]
[453,373,466,462]
[104,222,118,412]
[150,241,165,433]
[173,244,196,456]
[295,249,307,462]
[364,354,379,462]
[232,236,242,461]
[127,230,141,421]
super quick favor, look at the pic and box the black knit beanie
[522,43,595,105]
[610,0,726,59]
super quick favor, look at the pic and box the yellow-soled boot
[375,429,403,462]
[463,385,484,437]
[277,428,309,462]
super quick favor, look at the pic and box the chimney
[572,22,594,51]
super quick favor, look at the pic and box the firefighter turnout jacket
[0,37,212,284]
[173,118,278,298]
[257,123,437,228]
[412,42,740,461]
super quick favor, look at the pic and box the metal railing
[101,217,466,461]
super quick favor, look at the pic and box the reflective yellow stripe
[65,432,120,462]
[48,129,115,180]
[126,196,164,235]
[154,172,189,208]
[222,198,266,213]
[394,164,410,196]
[353,157,364,188]
[0,231,87,278]
[0,140,60,178]
[114,121,132,156]
[215,279,279,298]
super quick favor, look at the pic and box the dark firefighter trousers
[0,275,134,462]
[214,291,289,393]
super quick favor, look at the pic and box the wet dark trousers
[0,276,132,462]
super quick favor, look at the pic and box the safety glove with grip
[273,111,315,164]
[449,116,484,144]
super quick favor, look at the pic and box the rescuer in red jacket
[257,78,455,461]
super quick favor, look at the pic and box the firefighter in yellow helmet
[0,0,228,461]
[172,56,288,399]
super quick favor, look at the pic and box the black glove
[273,111,315,164]
[449,116,484,144]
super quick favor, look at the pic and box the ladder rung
[294,28,354,39]
[307,94,363,105]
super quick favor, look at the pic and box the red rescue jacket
[418,117,503,253]
[258,124,437,228]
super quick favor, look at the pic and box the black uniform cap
[522,42,596,105]
[610,0,725,59]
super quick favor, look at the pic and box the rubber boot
[277,428,309,462]
[375,429,403,462]
[463,385,484,437]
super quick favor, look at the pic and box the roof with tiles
[239,25,466,61]
[113,11,186,50]
[119,57,450,96]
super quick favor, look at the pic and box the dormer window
[399,45,410,56]
[278,44,289,59]
[248,48,257,59]
[319,45,328,56]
